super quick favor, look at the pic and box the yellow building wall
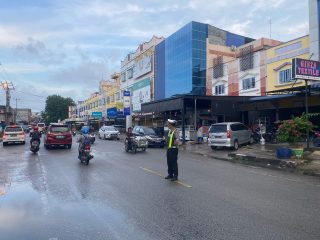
[106,85,118,109]
[267,35,310,92]
[85,94,99,112]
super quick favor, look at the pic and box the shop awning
[141,97,183,113]
[248,94,296,102]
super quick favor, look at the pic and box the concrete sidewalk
[180,141,320,177]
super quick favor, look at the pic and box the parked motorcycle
[125,136,148,153]
[30,139,40,154]
[78,143,93,165]
[90,133,95,144]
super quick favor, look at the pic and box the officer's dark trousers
[167,148,178,177]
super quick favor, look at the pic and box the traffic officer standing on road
[165,119,180,181]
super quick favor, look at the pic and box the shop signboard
[133,50,153,79]
[132,78,151,112]
[116,102,124,110]
[107,108,117,119]
[123,91,131,116]
[292,58,320,81]
[91,111,102,118]
[107,107,124,119]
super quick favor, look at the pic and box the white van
[208,122,253,150]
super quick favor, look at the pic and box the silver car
[208,122,253,150]
[98,126,120,140]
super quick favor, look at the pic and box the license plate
[214,136,221,138]
[56,136,65,139]
[10,134,17,137]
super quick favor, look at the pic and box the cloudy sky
[0,0,309,111]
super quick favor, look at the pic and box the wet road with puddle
[1,136,320,240]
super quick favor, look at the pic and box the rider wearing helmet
[77,126,90,158]
[126,127,134,150]
[30,126,41,144]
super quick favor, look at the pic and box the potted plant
[276,113,314,158]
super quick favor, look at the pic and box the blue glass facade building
[155,21,254,100]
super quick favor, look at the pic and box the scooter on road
[78,143,94,165]
[30,139,40,154]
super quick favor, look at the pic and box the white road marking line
[140,167,192,188]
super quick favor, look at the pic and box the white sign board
[132,78,151,112]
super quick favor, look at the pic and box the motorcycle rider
[77,126,91,159]
[126,127,134,150]
[30,126,41,145]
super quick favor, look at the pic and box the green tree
[43,95,75,124]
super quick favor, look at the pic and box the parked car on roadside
[44,124,72,149]
[133,126,166,148]
[2,125,26,146]
[98,126,120,140]
[208,122,253,150]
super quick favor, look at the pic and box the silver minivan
[208,122,253,150]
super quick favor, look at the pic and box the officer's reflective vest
[168,129,177,148]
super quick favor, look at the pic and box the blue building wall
[155,41,165,100]
[226,32,246,47]
[191,22,208,96]
[155,21,253,100]
[164,21,208,98]
[165,22,193,98]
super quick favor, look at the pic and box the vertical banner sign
[123,91,131,116]
[292,58,320,81]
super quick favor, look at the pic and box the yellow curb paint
[140,167,192,188]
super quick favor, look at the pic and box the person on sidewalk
[165,119,180,182]
[197,124,203,143]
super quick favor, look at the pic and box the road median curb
[184,147,320,177]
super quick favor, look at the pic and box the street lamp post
[1,81,14,125]
[305,79,310,149]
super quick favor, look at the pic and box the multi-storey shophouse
[120,36,164,125]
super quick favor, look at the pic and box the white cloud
[0,25,26,47]
[2,63,56,74]
[227,20,252,36]
[287,21,309,35]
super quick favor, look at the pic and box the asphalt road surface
[0,136,320,240]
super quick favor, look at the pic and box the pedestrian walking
[197,124,203,143]
[165,119,180,181]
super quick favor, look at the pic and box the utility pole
[14,98,20,124]
[1,81,14,125]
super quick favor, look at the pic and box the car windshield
[105,126,116,131]
[210,125,227,133]
[50,126,69,132]
[5,127,23,132]
[143,127,156,135]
